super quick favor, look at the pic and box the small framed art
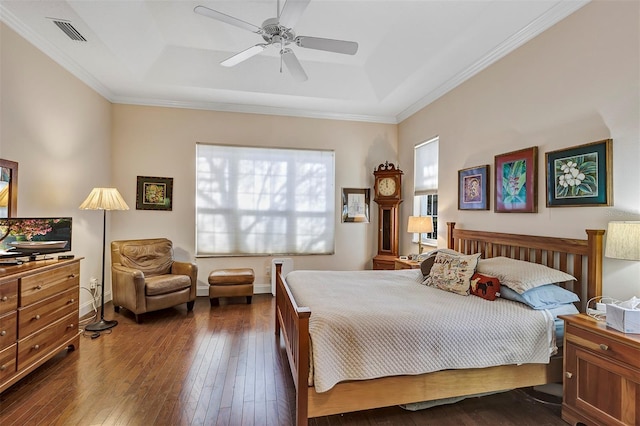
[136,176,173,211]
[458,165,490,210]
[494,146,538,213]
[341,188,370,223]
[545,138,612,207]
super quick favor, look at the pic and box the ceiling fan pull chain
[280,50,283,74]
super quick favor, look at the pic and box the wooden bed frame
[274,222,605,425]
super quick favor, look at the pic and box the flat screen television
[0,217,72,261]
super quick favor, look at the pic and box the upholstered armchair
[111,238,197,323]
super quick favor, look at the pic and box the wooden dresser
[0,258,81,393]
[560,313,640,426]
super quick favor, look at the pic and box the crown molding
[112,96,398,124]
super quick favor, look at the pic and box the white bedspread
[286,269,555,393]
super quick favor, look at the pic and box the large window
[413,137,439,245]
[196,144,335,256]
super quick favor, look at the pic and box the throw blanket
[286,269,555,393]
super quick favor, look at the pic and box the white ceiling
[0,0,589,123]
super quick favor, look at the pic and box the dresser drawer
[18,288,79,339]
[565,323,638,369]
[0,311,17,351]
[0,279,18,315]
[20,263,80,306]
[17,312,78,370]
[0,344,17,383]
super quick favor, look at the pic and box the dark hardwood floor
[0,295,567,425]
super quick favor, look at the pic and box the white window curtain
[196,144,335,256]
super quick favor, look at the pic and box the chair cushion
[145,274,191,296]
[121,239,173,276]
[209,268,255,285]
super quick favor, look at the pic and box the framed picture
[341,188,370,223]
[458,165,490,210]
[494,146,538,213]
[545,138,612,207]
[136,176,173,210]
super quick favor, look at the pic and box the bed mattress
[286,269,556,393]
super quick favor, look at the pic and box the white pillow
[423,251,481,295]
[477,257,576,294]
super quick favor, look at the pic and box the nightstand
[394,259,421,270]
[560,313,640,426]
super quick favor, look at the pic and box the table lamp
[605,221,640,261]
[407,216,433,255]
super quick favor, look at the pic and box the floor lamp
[79,188,129,332]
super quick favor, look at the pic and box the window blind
[414,137,439,196]
[196,144,335,256]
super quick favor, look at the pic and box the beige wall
[111,105,397,294]
[1,23,113,314]
[398,0,640,300]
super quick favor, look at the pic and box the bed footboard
[274,262,311,426]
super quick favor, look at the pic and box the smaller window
[413,137,439,246]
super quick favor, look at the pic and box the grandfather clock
[373,162,403,270]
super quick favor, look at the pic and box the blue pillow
[499,284,579,309]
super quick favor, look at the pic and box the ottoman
[208,268,255,306]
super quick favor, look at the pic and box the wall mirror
[0,159,18,218]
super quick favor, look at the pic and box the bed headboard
[446,222,604,313]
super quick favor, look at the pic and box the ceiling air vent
[52,19,87,42]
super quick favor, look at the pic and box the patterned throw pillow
[470,273,501,301]
[424,252,481,295]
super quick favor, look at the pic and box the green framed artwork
[136,176,173,210]
[545,139,612,207]
[494,146,538,213]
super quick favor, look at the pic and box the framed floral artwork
[136,176,173,210]
[341,188,370,223]
[545,139,612,207]
[494,146,538,213]
[458,165,490,210]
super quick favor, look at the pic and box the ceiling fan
[194,0,358,82]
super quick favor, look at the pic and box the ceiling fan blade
[295,36,358,55]
[278,0,311,28]
[281,49,308,82]
[221,44,267,67]
[194,5,263,34]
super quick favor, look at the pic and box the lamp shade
[605,221,640,261]
[407,216,433,234]
[79,188,129,211]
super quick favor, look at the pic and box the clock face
[378,177,397,196]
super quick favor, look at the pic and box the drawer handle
[68,323,75,329]
[1,296,7,302]
[68,274,78,279]
[69,298,75,303]
[34,314,41,320]
[0,365,5,371]
[566,372,573,379]
[33,344,40,350]
[0,330,6,336]
[35,285,43,290]
[599,344,609,351]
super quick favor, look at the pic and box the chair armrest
[172,261,198,299]
[111,264,147,310]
